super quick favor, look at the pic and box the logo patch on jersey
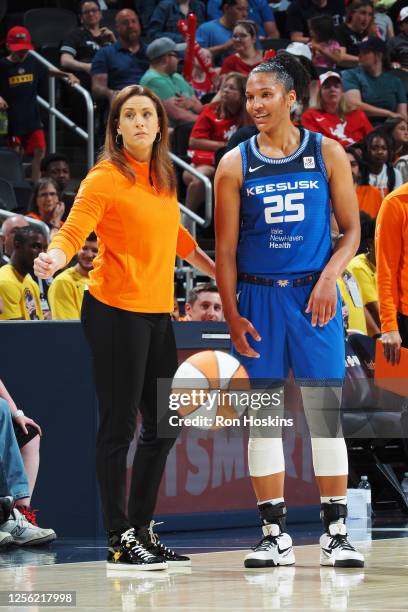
[248,164,265,173]
[303,156,315,169]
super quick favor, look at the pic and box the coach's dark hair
[250,52,311,101]
[187,283,219,306]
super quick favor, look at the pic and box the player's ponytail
[250,52,310,101]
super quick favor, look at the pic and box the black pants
[81,291,178,533]
[398,313,408,348]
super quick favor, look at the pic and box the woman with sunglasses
[221,20,263,77]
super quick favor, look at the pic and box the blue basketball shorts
[232,280,345,387]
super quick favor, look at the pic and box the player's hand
[381,330,402,365]
[305,276,337,327]
[228,315,261,358]
[14,414,42,437]
[34,252,61,279]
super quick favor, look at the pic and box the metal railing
[0,209,51,242]
[170,153,213,295]
[29,50,95,170]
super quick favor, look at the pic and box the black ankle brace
[320,503,347,532]
[258,501,287,532]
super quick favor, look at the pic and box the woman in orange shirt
[34,85,215,571]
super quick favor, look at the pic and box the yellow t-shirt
[48,266,88,320]
[347,253,377,306]
[0,264,43,320]
[337,272,367,335]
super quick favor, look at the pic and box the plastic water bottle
[401,472,408,504]
[358,475,372,518]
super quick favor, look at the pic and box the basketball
[171,350,250,430]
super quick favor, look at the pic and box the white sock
[321,495,347,505]
[258,497,285,506]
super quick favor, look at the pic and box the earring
[155,131,161,143]
[115,132,122,145]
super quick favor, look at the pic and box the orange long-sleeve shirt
[49,153,197,313]
[375,184,408,333]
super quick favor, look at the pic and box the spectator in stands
[302,71,373,146]
[337,269,369,335]
[346,147,382,218]
[0,215,29,263]
[389,7,408,62]
[360,131,403,199]
[343,37,407,125]
[48,233,98,320]
[91,9,149,102]
[148,0,206,44]
[140,38,202,125]
[347,211,380,336]
[0,393,56,546]
[373,0,394,42]
[183,72,247,211]
[375,182,408,364]
[379,117,408,161]
[41,153,75,220]
[308,15,343,70]
[220,20,264,76]
[0,226,46,320]
[27,178,64,237]
[60,0,116,89]
[0,27,79,182]
[287,0,345,44]
[184,283,223,321]
[334,0,375,67]
[207,0,279,39]
[196,0,248,66]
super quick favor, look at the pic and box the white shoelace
[121,528,156,561]
[148,521,175,556]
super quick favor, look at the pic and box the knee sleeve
[311,437,348,476]
[248,437,285,477]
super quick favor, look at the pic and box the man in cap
[140,37,202,125]
[342,36,407,124]
[389,7,408,68]
[0,27,79,182]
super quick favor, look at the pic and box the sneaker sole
[106,561,168,571]
[320,557,364,568]
[244,552,296,568]
[14,533,57,547]
[166,559,191,567]
[0,535,13,547]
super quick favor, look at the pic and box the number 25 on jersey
[264,193,305,224]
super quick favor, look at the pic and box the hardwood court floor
[1,538,407,611]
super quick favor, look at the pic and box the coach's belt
[237,272,321,288]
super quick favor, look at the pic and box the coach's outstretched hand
[34,249,66,279]
[305,276,337,328]
[229,315,261,358]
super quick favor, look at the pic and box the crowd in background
[0,0,407,333]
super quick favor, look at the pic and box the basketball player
[215,53,364,568]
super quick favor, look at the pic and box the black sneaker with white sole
[137,521,191,567]
[107,528,168,571]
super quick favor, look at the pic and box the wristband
[13,409,24,419]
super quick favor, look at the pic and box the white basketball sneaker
[244,523,295,568]
[0,508,56,546]
[320,522,364,568]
